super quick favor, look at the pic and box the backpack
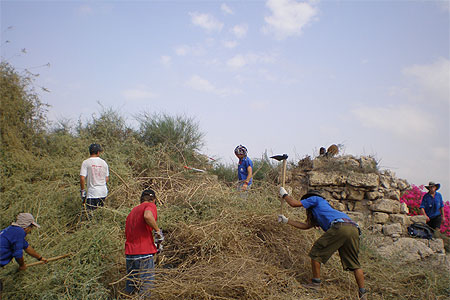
[407,222,434,240]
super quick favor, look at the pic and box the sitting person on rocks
[277,188,367,300]
[420,181,445,230]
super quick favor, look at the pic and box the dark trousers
[125,254,155,296]
[86,198,105,210]
[427,215,442,229]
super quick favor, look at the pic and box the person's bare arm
[287,219,313,230]
[144,210,160,232]
[282,194,304,208]
[24,245,47,263]
[80,175,86,190]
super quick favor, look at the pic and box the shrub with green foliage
[137,112,204,152]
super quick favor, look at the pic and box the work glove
[154,230,164,243]
[279,187,288,198]
[278,215,288,224]
[80,190,86,202]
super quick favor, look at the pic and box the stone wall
[286,154,446,261]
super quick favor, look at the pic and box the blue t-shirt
[0,225,29,267]
[420,192,444,219]
[238,156,253,185]
[301,196,351,231]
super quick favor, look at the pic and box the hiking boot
[301,282,321,290]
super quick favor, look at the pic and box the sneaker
[301,282,321,290]
[359,290,367,300]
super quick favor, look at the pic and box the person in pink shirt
[124,189,163,296]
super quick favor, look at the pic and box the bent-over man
[278,188,367,300]
[0,213,48,297]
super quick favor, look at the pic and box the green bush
[137,112,204,153]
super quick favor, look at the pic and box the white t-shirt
[80,157,109,198]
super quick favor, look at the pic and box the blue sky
[2,0,449,200]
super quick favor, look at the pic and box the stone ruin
[285,154,447,263]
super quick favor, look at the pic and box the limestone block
[366,191,383,200]
[400,203,409,214]
[332,191,341,200]
[385,190,400,200]
[373,212,390,223]
[359,156,377,170]
[346,211,365,225]
[340,156,360,168]
[368,224,383,233]
[346,188,365,201]
[410,215,428,223]
[347,172,379,188]
[370,199,401,214]
[428,239,445,254]
[380,175,391,189]
[309,171,346,186]
[376,238,434,262]
[329,200,346,211]
[397,179,409,191]
[390,214,408,225]
[354,200,370,212]
[382,223,403,236]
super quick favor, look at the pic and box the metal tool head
[270,154,288,161]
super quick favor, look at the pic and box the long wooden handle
[280,159,287,214]
[25,253,71,267]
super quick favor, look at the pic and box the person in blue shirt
[1,213,48,296]
[420,181,445,229]
[0,213,47,267]
[277,188,367,300]
[234,145,253,191]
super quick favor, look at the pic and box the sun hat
[425,182,440,190]
[11,213,41,229]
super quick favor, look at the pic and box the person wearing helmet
[80,143,109,210]
[234,145,253,191]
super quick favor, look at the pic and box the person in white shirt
[80,144,109,210]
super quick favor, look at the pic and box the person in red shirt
[125,189,163,296]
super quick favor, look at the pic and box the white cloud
[122,87,157,100]
[185,75,241,97]
[174,44,204,56]
[221,3,233,15]
[189,12,224,32]
[222,40,238,49]
[232,24,248,39]
[227,54,247,68]
[161,55,171,66]
[185,75,216,93]
[227,52,276,69]
[351,105,435,140]
[263,0,318,39]
[402,58,450,104]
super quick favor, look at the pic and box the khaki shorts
[309,223,361,271]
